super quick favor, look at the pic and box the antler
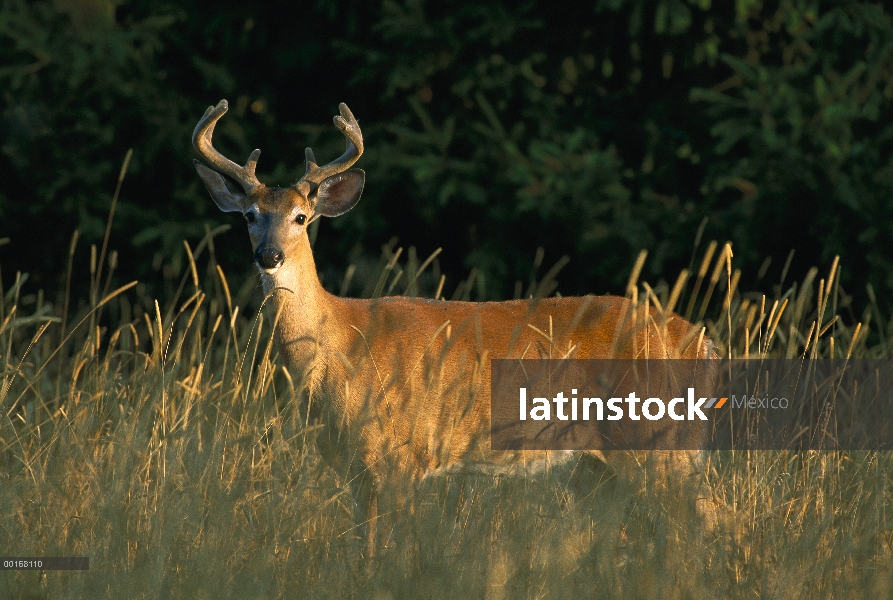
[192,100,262,194]
[295,103,364,191]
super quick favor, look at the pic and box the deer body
[262,241,709,475]
[192,100,718,554]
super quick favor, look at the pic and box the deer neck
[258,235,333,383]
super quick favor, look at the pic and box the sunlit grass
[1,224,892,598]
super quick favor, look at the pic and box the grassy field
[1,228,892,599]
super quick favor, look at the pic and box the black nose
[254,246,284,269]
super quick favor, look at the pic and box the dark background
[2,0,892,314]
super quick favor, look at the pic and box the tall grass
[1,226,891,598]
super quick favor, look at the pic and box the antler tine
[296,103,364,188]
[305,147,317,172]
[192,100,263,194]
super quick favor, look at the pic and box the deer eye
[245,212,256,223]
[295,214,307,225]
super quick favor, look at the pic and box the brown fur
[254,187,716,537]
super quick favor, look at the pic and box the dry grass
[1,230,892,599]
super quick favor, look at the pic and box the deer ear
[314,169,365,218]
[194,160,247,212]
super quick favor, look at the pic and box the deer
[192,100,721,557]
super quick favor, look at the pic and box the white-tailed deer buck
[193,100,720,555]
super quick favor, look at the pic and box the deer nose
[254,246,285,269]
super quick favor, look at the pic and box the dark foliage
[1,0,891,308]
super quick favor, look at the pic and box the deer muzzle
[254,245,285,270]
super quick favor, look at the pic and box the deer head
[192,100,365,273]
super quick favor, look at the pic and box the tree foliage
[1,0,891,306]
